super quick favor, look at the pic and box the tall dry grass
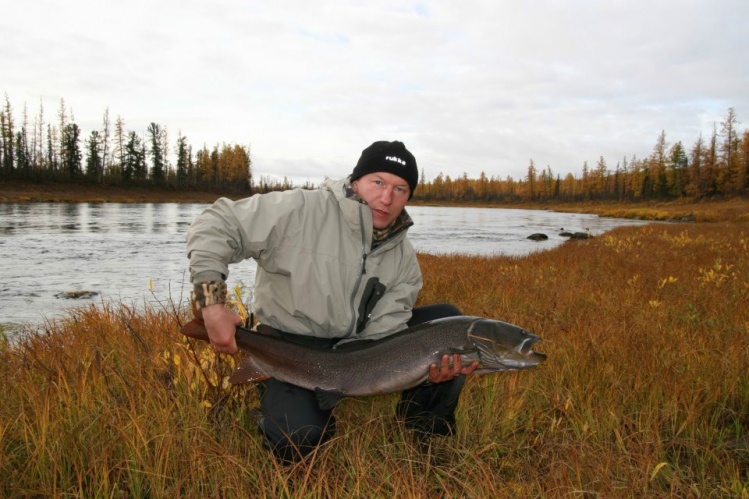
[1,217,747,497]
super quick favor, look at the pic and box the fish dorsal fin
[229,358,270,385]
[315,388,345,410]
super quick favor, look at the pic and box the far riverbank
[1,179,747,223]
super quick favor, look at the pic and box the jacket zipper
[345,206,368,338]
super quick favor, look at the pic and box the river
[0,202,651,327]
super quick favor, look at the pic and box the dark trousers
[257,303,465,464]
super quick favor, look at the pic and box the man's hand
[428,354,479,383]
[201,304,242,354]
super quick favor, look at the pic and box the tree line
[2,95,746,202]
[417,108,747,203]
[1,95,252,193]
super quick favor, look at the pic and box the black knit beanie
[350,141,418,199]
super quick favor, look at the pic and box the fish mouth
[516,335,543,355]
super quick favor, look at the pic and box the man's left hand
[428,354,478,383]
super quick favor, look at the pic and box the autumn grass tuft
[1,213,748,497]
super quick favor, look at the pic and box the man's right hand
[201,304,242,354]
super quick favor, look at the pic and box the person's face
[352,172,410,229]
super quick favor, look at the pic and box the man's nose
[380,187,393,204]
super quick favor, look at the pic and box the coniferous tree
[526,159,537,200]
[34,99,45,172]
[595,156,608,198]
[187,144,194,186]
[61,123,82,178]
[669,141,688,197]
[688,135,704,197]
[209,146,219,188]
[46,124,58,175]
[651,130,669,198]
[57,99,67,167]
[113,116,126,182]
[1,96,14,175]
[613,160,622,200]
[100,108,111,183]
[17,104,30,175]
[194,145,211,187]
[581,161,590,199]
[720,107,740,192]
[123,131,146,183]
[85,130,103,180]
[175,133,189,188]
[702,127,719,196]
[15,130,30,174]
[161,126,170,181]
[147,122,165,184]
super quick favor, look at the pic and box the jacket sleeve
[186,192,303,283]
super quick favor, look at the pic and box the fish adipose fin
[229,358,270,384]
[315,388,345,410]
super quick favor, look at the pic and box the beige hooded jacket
[186,177,422,342]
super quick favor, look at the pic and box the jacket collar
[323,177,413,249]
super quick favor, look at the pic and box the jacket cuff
[192,281,228,309]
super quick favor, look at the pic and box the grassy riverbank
[1,206,747,496]
[0,179,225,204]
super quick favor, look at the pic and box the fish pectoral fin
[474,341,504,370]
[315,388,345,410]
[228,358,270,385]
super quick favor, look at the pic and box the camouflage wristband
[192,281,228,309]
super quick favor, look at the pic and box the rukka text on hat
[351,141,418,199]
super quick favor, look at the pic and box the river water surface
[0,202,651,327]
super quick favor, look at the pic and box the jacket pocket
[356,277,386,333]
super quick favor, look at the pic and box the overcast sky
[3,0,748,184]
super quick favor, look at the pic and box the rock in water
[55,290,99,300]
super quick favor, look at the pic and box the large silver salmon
[181,316,546,409]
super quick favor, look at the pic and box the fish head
[466,318,547,372]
